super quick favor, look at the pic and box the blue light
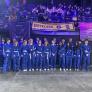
[5,0,10,6]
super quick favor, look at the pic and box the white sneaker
[32,69,35,71]
[66,69,68,71]
[44,69,46,71]
[29,69,31,71]
[36,69,38,71]
[47,69,49,71]
[60,68,62,71]
[69,69,71,71]
[39,69,42,72]
[63,69,66,72]
[23,69,27,72]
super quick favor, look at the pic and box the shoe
[44,69,46,71]
[36,69,38,71]
[39,69,42,72]
[63,69,66,72]
[66,69,68,71]
[47,69,49,71]
[69,69,71,71]
[60,68,62,71]
[23,69,27,72]
[29,69,31,71]
[32,69,35,71]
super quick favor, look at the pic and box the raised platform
[0,71,92,92]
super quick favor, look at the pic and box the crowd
[0,3,92,23]
[31,4,91,22]
[0,38,91,72]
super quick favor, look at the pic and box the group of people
[0,37,91,72]
[32,4,91,22]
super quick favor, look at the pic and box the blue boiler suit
[21,45,29,70]
[74,46,81,70]
[66,46,73,69]
[43,45,50,70]
[0,43,4,67]
[83,44,91,71]
[36,45,44,70]
[12,45,20,71]
[3,43,12,72]
[58,45,66,69]
[50,44,57,69]
[28,44,36,70]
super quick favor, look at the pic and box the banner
[32,22,75,31]
[80,22,92,41]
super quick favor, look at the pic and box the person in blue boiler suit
[58,42,66,71]
[21,40,29,71]
[3,39,12,72]
[83,40,91,71]
[66,43,73,71]
[36,40,44,71]
[78,40,83,70]
[69,38,75,51]
[0,38,5,68]
[74,42,81,71]
[28,38,36,71]
[50,40,57,71]
[12,41,20,72]
[43,40,50,71]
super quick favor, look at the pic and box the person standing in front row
[0,38,5,68]
[12,41,20,72]
[74,41,81,71]
[36,40,44,71]
[58,42,66,71]
[50,40,57,71]
[66,43,73,71]
[43,40,50,71]
[3,39,12,72]
[21,40,29,71]
[83,40,91,71]
[28,38,36,71]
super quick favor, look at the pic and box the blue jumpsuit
[74,46,81,70]
[28,44,36,70]
[69,42,75,50]
[21,45,29,70]
[66,46,73,69]
[83,44,91,71]
[3,43,12,72]
[58,45,66,69]
[12,45,20,71]
[36,45,44,70]
[73,45,78,70]
[43,45,50,70]
[0,43,4,67]
[79,44,83,69]
[50,44,57,69]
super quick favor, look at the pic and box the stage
[0,71,92,92]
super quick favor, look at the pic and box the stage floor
[0,71,92,92]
